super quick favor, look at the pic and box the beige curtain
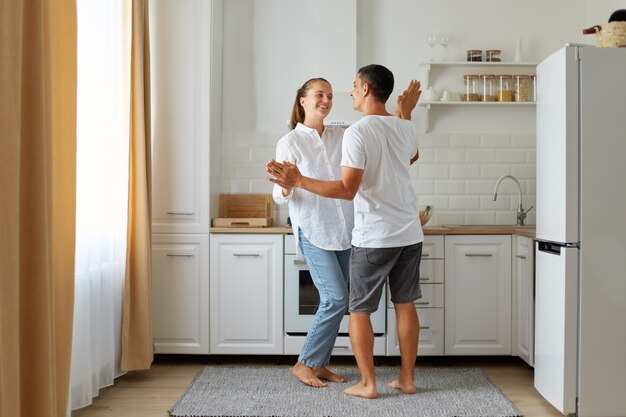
[0,0,77,416]
[121,0,153,371]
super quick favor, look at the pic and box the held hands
[396,80,421,120]
[266,160,302,190]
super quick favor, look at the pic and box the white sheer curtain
[70,0,131,411]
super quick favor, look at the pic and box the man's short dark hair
[358,64,394,102]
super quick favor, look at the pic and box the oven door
[284,254,385,335]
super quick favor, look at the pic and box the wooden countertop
[210,225,535,238]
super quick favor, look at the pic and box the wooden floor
[72,355,563,417]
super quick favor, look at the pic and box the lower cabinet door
[386,307,444,356]
[210,234,284,354]
[152,234,209,354]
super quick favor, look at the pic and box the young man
[267,64,424,399]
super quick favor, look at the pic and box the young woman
[273,78,352,388]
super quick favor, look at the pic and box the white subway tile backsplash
[449,164,480,179]
[495,211,518,225]
[511,164,536,179]
[482,195,511,210]
[250,179,274,194]
[418,164,449,179]
[418,195,449,210]
[511,134,536,148]
[481,133,511,147]
[496,149,528,164]
[465,180,497,195]
[250,147,276,163]
[436,211,465,225]
[416,148,435,163]
[450,133,481,147]
[465,211,496,225]
[420,133,450,148]
[412,180,435,194]
[481,165,511,179]
[222,179,251,194]
[466,149,496,163]
[449,196,480,210]
[434,180,465,195]
[234,164,267,178]
[435,149,465,163]
[219,130,536,227]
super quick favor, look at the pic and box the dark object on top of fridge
[608,9,626,22]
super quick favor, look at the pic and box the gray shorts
[348,242,423,314]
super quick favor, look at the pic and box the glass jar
[514,74,530,102]
[530,75,537,102]
[480,74,496,102]
[485,49,502,62]
[463,74,479,101]
[466,50,482,62]
[497,74,514,102]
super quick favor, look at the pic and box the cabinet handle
[414,301,430,305]
[166,254,194,257]
[419,326,430,330]
[465,253,493,257]
[333,345,351,350]
[420,277,430,281]
[293,259,307,265]
[515,255,527,259]
[233,253,260,257]
[166,212,194,215]
[422,253,431,257]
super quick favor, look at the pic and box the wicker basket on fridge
[583,22,626,48]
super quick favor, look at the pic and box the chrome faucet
[492,175,533,226]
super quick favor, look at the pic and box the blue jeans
[298,229,350,368]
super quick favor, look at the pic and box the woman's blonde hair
[289,78,330,130]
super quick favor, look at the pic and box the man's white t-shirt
[341,115,424,248]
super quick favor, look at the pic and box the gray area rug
[169,366,522,417]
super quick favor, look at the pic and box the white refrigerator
[535,44,626,417]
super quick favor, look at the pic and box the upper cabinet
[150,0,223,233]
[418,61,537,133]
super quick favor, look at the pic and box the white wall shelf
[419,61,537,133]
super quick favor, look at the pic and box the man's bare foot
[388,378,417,394]
[291,362,327,388]
[315,367,346,383]
[343,381,377,398]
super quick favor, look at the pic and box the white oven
[283,234,387,355]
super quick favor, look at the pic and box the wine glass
[438,33,452,61]
[426,33,439,61]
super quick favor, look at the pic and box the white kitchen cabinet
[445,235,512,355]
[387,235,445,356]
[210,234,283,354]
[418,61,537,133]
[512,235,535,366]
[150,0,221,234]
[152,234,209,354]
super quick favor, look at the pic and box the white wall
[217,0,619,226]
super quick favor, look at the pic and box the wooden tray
[213,194,273,228]
[211,217,273,228]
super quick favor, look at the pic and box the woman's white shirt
[272,123,353,258]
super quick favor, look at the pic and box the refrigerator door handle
[537,241,579,255]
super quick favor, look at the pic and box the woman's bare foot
[343,381,377,398]
[315,367,346,383]
[291,362,327,388]
[388,378,417,394]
